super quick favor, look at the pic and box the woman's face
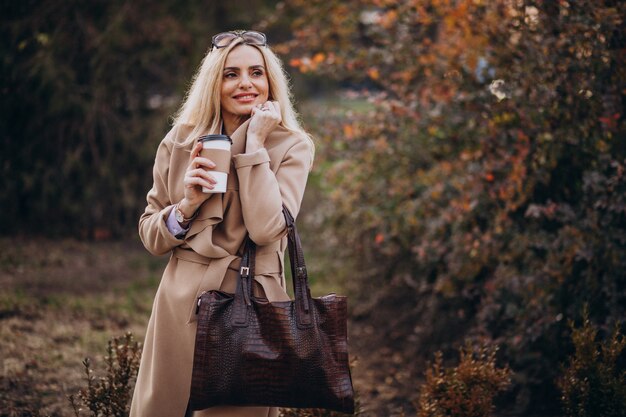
[220,44,270,121]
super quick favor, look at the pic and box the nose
[239,73,252,89]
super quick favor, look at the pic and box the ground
[0,237,416,417]
[0,238,163,416]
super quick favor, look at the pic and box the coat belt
[173,247,281,274]
[173,247,283,324]
[173,247,241,270]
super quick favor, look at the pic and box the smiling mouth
[233,94,258,100]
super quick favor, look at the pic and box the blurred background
[1,1,625,416]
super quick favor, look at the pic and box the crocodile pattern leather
[190,207,355,414]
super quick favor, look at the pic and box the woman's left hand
[246,101,282,152]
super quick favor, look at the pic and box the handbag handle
[232,205,313,328]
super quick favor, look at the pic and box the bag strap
[232,205,313,328]
[285,208,312,327]
[232,238,254,326]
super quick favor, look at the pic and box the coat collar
[229,118,251,156]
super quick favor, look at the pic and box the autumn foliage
[274,0,626,414]
[4,0,626,414]
[69,333,141,417]
[418,344,511,417]
[558,312,626,417]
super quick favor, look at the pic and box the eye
[224,72,237,78]
[251,69,264,77]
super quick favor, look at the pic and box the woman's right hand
[178,141,216,217]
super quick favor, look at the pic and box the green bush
[558,312,626,417]
[69,332,141,417]
[417,344,511,417]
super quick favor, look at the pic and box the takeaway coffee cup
[198,134,232,193]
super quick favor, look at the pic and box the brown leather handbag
[189,207,355,414]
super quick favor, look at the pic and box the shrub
[558,312,626,417]
[69,332,141,417]
[272,0,626,413]
[417,344,511,417]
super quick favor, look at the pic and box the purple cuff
[166,207,189,238]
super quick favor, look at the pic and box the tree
[274,0,626,414]
[1,0,279,237]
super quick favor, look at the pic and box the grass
[0,237,166,416]
[0,173,371,415]
[0,222,353,416]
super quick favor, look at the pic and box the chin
[236,107,255,117]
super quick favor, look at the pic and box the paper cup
[198,134,232,193]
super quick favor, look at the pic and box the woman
[130,30,314,417]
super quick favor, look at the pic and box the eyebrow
[223,65,266,71]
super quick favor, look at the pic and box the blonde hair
[173,38,314,164]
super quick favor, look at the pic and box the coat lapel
[229,119,250,155]
[184,120,291,241]
[185,120,250,240]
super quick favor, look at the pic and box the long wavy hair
[173,38,314,164]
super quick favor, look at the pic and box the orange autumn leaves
[275,0,625,414]
[289,52,326,73]
[290,52,381,82]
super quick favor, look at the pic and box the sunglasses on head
[211,30,267,51]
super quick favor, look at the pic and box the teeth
[236,95,256,99]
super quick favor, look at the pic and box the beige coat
[130,119,311,417]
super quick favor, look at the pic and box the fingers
[266,101,282,123]
[185,144,217,192]
[189,141,203,162]
[252,103,267,116]
[272,101,282,123]
[268,100,280,114]
[184,177,214,191]
[189,168,217,182]
[253,101,282,122]
[255,101,280,113]
[248,101,282,147]
[190,141,215,169]
[184,169,217,190]
[191,156,216,170]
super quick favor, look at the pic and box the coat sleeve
[233,136,311,246]
[138,130,185,256]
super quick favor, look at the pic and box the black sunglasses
[211,30,267,51]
